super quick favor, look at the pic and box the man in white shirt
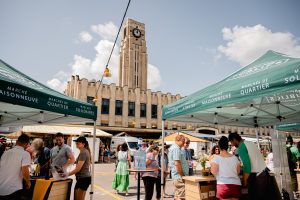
[0,134,31,199]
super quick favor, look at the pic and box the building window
[115,100,123,115]
[140,103,146,118]
[151,104,157,119]
[87,96,95,105]
[101,98,110,114]
[101,123,108,126]
[128,102,135,117]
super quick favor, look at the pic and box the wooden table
[183,176,217,200]
[295,169,300,192]
[128,168,155,200]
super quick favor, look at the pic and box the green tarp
[0,59,97,127]
[162,50,300,127]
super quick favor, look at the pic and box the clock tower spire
[119,19,148,91]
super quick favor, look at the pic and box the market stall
[0,59,98,199]
[162,50,300,199]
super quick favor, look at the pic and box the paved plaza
[71,163,175,200]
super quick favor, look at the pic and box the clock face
[132,28,141,38]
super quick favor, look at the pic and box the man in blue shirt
[168,135,189,200]
[183,137,193,175]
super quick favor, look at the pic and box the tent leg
[275,126,283,192]
[90,121,96,200]
[161,120,165,200]
[255,127,260,150]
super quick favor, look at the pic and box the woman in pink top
[142,146,160,200]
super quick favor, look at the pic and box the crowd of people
[1,131,300,200]
[0,133,92,200]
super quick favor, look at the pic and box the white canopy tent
[9,125,112,138]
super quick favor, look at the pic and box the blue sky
[1,0,300,96]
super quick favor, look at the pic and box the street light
[93,67,111,103]
[90,1,131,199]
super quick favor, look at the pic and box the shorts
[174,179,185,199]
[216,184,241,199]
[75,176,91,191]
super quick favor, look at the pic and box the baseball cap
[73,136,87,143]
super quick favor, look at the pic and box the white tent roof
[8,125,112,138]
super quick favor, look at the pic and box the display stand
[183,176,217,200]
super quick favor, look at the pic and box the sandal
[163,194,171,198]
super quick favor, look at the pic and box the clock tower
[119,19,148,91]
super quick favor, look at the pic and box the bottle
[45,163,49,180]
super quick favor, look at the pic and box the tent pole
[275,125,283,192]
[161,120,165,200]
[255,127,260,150]
[90,121,96,200]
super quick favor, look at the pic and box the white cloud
[79,31,93,43]
[46,70,70,93]
[91,21,118,41]
[148,64,162,90]
[47,21,162,92]
[71,39,119,84]
[218,24,300,65]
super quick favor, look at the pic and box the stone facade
[119,19,147,91]
[65,75,181,131]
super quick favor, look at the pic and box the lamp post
[90,67,111,200]
[90,0,131,198]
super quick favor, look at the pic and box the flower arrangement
[198,152,209,170]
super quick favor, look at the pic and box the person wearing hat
[67,136,91,200]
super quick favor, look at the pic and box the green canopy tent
[0,59,98,199]
[0,59,97,126]
[161,50,300,196]
[163,50,300,126]
[277,123,300,132]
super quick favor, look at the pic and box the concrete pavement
[69,163,175,200]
